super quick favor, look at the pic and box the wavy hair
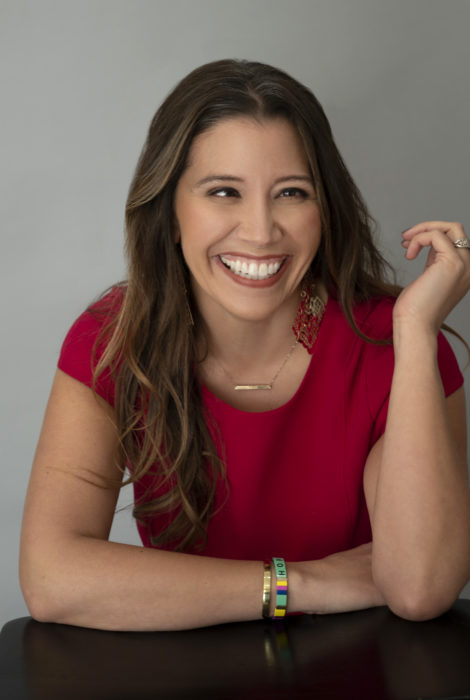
[95,59,403,551]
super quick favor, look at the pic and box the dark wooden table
[2,601,470,699]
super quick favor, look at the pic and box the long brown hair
[95,59,402,551]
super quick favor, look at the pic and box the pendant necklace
[209,282,325,392]
[218,340,299,391]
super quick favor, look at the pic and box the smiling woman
[174,117,322,325]
[19,59,470,631]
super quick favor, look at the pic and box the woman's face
[173,117,322,326]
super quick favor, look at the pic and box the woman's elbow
[19,555,64,624]
[372,553,469,622]
[374,570,459,622]
[376,575,461,621]
[20,580,54,623]
[22,589,55,624]
[386,591,456,622]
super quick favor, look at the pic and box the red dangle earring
[292,280,325,354]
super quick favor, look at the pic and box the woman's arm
[21,370,386,630]
[20,370,264,631]
[364,221,470,621]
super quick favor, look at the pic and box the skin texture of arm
[363,221,470,621]
[20,370,266,631]
[365,352,470,620]
[288,388,468,620]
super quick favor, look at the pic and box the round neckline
[200,296,333,416]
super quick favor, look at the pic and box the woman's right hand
[288,543,385,615]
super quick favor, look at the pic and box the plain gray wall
[1,0,469,626]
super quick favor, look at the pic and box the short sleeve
[57,289,123,406]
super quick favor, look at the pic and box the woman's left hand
[395,220,470,333]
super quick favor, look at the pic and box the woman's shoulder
[63,284,125,339]
[85,283,126,321]
[57,284,126,405]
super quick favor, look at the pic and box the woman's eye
[278,187,308,198]
[209,187,240,198]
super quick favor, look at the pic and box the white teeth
[248,262,257,278]
[220,256,283,280]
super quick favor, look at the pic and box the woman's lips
[219,254,286,280]
[215,254,289,286]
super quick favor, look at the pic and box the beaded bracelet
[262,561,272,618]
[272,557,288,619]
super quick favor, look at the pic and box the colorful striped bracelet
[272,557,288,619]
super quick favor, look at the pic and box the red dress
[58,291,463,561]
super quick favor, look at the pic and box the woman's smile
[216,253,289,287]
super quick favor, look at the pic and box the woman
[19,59,470,631]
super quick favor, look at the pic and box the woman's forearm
[21,536,386,631]
[21,536,266,631]
[371,323,470,619]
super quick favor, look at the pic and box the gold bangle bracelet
[262,561,272,618]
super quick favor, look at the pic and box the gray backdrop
[1,0,469,626]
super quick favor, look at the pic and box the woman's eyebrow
[274,175,315,186]
[194,174,315,187]
[194,175,244,187]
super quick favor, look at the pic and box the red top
[58,291,464,562]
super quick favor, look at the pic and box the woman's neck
[193,283,327,411]
[195,302,313,412]
[196,295,300,376]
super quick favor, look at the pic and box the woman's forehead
[184,116,310,175]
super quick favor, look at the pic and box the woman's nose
[236,199,282,246]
